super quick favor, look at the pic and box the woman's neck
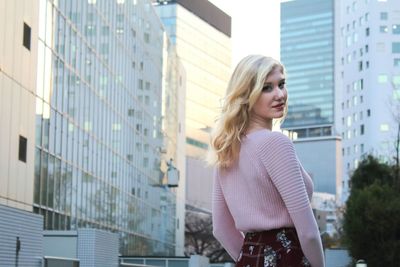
[246,116,272,134]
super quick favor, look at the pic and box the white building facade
[337,0,400,201]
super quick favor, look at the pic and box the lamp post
[166,158,179,187]
[356,259,367,267]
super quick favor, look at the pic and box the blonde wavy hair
[208,55,287,168]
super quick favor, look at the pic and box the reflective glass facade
[34,0,178,255]
[155,0,231,156]
[281,0,335,137]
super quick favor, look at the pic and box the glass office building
[154,0,231,157]
[280,0,341,198]
[281,0,335,138]
[34,0,178,255]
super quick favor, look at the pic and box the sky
[208,0,280,67]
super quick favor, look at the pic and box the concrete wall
[44,229,119,267]
[186,157,213,211]
[0,0,38,211]
[0,204,43,267]
[294,137,342,196]
[77,229,119,267]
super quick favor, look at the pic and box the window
[377,42,385,52]
[346,36,352,47]
[360,111,363,120]
[394,58,400,67]
[360,95,364,103]
[365,44,369,53]
[359,61,363,71]
[378,74,388,83]
[393,42,400,53]
[353,32,358,43]
[143,157,148,167]
[367,109,371,117]
[354,159,359,169]
[365,27,370,36]
[360,79,364,89]
[102,26,110,35]
[347,53,352,63]
[393,75,400,87]
[144,32,150,43]
[393,90,400,100]
[23,23,31,50]
[361,144,364,153]
[380,26,388,33]
[360,124,365,135]
[19,135,27,162]
[347,116,352,127]
[85,25,96,36]
[393,25,400,34]
[366,61,369,68]
[380,12,388,20]
[380,124,389,131]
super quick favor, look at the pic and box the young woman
[209,55,325,267]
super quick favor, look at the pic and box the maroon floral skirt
[235,228,311,267]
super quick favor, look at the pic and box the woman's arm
[258,132,325,267]
[212,169,244,261]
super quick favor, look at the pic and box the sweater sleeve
[212,168,244,261]
[257,133,325,267]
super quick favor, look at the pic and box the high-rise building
[0,1,44,265]
[281,0,335,137]
[281,0,342,197]
[0,0,186,261]
[337,0,400,201]
[154,0,231,215]
[154,0,232,157]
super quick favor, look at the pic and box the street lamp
[356,259,367,267]
[166,158,179,187]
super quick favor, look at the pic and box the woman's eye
[279,82,286,89]
[262,85,273,92]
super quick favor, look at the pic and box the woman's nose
[275,86,285,99]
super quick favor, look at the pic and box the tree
[349,155,393,191]
[343,156,400,267]
[185,209,231,263]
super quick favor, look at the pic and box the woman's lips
[272,103,285,109]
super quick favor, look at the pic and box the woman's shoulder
[245,129,292,146]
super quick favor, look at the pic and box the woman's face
[251,68,287,123]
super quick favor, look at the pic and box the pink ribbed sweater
[212,129,325,267]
